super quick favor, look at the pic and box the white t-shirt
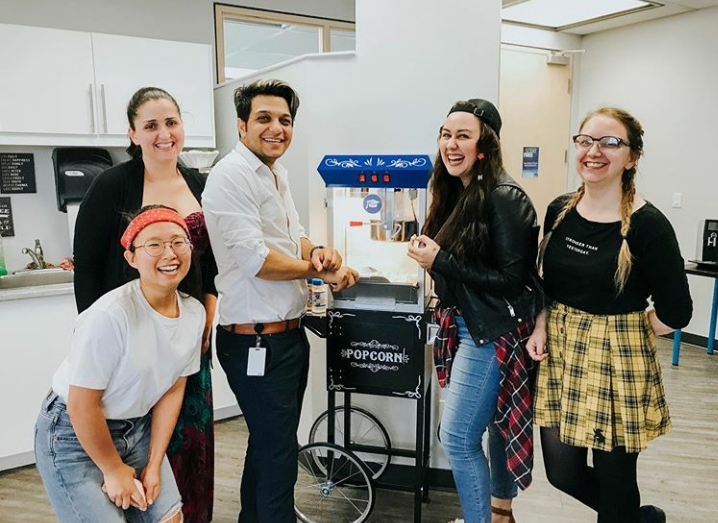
[52,279,205,419]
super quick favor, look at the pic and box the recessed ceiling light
[502,0,657,30]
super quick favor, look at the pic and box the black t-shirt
[542,194,692,328]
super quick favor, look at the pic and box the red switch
[358,174,366,183]
[370,174,378,183]
[383,174,391,183]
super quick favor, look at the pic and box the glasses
[573,134,630,150]
[132,237,191,257]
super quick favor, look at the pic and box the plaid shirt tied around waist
[494,317,537,490]
[433,306,537,490]
[433,306,460,388]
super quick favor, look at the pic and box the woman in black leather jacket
[408,99,542,523]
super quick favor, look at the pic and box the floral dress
[167,211,214,523]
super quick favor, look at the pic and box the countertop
[0,283,74,302]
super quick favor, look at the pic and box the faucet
[22,239,47,269]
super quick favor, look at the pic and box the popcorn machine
[317,154,433,396]
[320,155,430,311]
[305,154,434,523]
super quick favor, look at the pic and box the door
[0,24,96,135]
[499,46,572,226]
[91,33,214,142]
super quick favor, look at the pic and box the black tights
[540,427,640,523]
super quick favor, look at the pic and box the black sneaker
[640,505,666,523]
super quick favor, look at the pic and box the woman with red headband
[35,205,205,523]
[72,87,217,522]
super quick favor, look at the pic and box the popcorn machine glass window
[318,155,432,314]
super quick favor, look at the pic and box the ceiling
[501,0,718,34]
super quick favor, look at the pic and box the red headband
[121,208,190,251]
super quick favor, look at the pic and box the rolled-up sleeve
[203,162,269,278]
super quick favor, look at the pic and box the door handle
[100,84,108,133]
[88,84,96,133]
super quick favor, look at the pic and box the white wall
[575,7,718,339]
[214,0,501,468]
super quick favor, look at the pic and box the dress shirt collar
[234,140,289,180]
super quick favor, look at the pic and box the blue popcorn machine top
[317,154,432,314]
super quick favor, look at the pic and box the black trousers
[216,326,310,523]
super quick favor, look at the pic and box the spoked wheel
[309,406,391,480]
[295,442,375,523]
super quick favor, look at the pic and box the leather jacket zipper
[503,297,516,317]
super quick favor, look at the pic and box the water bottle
[311,278,327,315]
[305,279,313,313]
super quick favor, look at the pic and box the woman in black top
[73,87,217,523]
[409,99,542,523]
[527,107,692,523]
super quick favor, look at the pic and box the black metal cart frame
[305,310,432,523]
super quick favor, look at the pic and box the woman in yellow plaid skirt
[526,108,692,523]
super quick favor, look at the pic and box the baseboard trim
[663,331,714,349]
[0,451,35,472]
[214,405,242,421]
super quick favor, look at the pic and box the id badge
[247,335,266,376]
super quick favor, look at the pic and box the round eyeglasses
[132,237,191,257]
[573,134,630,150]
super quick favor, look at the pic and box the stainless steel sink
[0,268,74,289]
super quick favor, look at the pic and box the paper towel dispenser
[52,147,113,212]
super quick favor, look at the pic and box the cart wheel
[295,442,375,523]
[309,406,391,480]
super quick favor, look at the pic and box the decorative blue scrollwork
[325,158,361,168]
[388,157,427,168]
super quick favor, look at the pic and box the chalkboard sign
[1,153,36,194]
[0,197,15,237]
[326,309,429,398]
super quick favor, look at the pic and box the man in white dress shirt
[203,79,358,523]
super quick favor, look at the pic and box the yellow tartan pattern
[534,303,671,452]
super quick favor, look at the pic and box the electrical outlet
[672,192,682,208]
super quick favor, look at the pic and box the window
[215,5,355,83]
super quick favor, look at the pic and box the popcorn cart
[296,155,434,523]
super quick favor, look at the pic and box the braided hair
[538,107,644,294]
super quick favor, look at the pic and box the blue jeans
[34,391,181,523]
[439,317,518,523]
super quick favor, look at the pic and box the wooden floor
[1,338,717,522]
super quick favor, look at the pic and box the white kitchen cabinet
[91,33,214,144]
[0,290,77,470]
[0,25,96,135]
[0,24,215,148]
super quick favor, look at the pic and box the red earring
[477,153,485,160]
